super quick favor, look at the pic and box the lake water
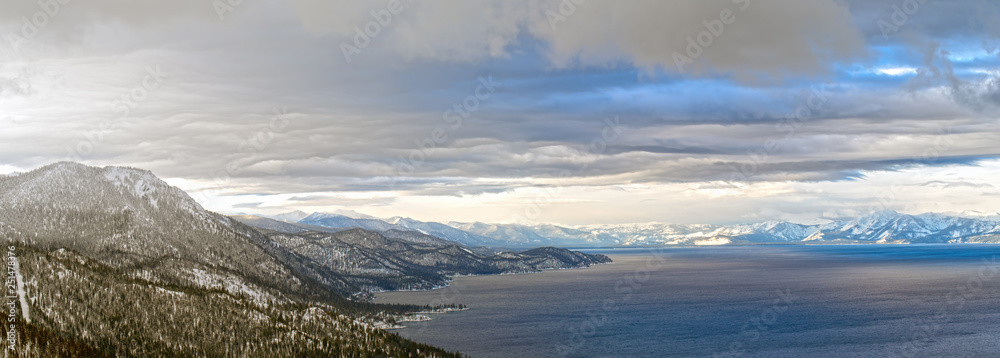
[376,245,1000,357]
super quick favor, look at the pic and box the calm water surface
[376,245,1000,357]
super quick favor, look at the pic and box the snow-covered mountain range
[285,209,1000,247]
[298,212,510,247]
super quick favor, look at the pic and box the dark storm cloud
[844,0,1000,42]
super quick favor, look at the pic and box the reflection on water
[376,245,1000,357]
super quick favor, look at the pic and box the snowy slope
[806,210,1000,243]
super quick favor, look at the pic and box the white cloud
[875,67,917,76]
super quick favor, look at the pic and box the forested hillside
[0,163,464,356]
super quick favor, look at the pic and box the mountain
[327,209,381,220]
[302,212,724,247]
[235,215,610,293]
[235,214,610,282]
[303,213,706,248]
[448,221,602,247]
[234,214,485,249]
[0,162,464,356]
[269,210,310,223]
[0,162,294,288]
[300,212,398,231]
[583,211,1000,245]
[386,216,511,247]
[445,211,1000,246]
[291,208,1000,247]
[450,221,732,246]
[572,211,1000,245]
[0,162,615,355]
[571,222,721,246]
[253,228,611,295]
[300,212,509,247]
[805,210,1000,243]
[231,214,346,234]
[954,210,1000,222]
[701,221,818,243]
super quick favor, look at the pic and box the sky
[1,0,998,226]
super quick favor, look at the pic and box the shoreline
[373,261,615,328]
[371,260,615,297]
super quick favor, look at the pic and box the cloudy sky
[1,0,998,225]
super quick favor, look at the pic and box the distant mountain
[286,208,1000,247]
[234,214,473,248]
[234,214,609,293]
[269,210,310,223]
[447,221,602,247]
[256,228,611,294]
[567,222,720,246]
[457,220,817,246]
[578,210,1000,245]
[231,214,346,234]
[301,212,398,231]
[701,221,819,244]
[804,210,1000,243]
[328,209,381,220]
[580,211,1000,245]
[300,212,509,247]
[953,210,1000,222]
[386,216,511,247]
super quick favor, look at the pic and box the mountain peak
[1,162,206,223]
[45,161,88,170]
[857,209,904,222]
[328,209,378,220]
[270,210,310,223]
[955,210,1000,220]
[32,162,162,187]
[302,210,378,222]
[870,209,901,216]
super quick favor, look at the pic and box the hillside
[255,228,612,294]
[0,162,463,356]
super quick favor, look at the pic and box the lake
[376,245,1000,357]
